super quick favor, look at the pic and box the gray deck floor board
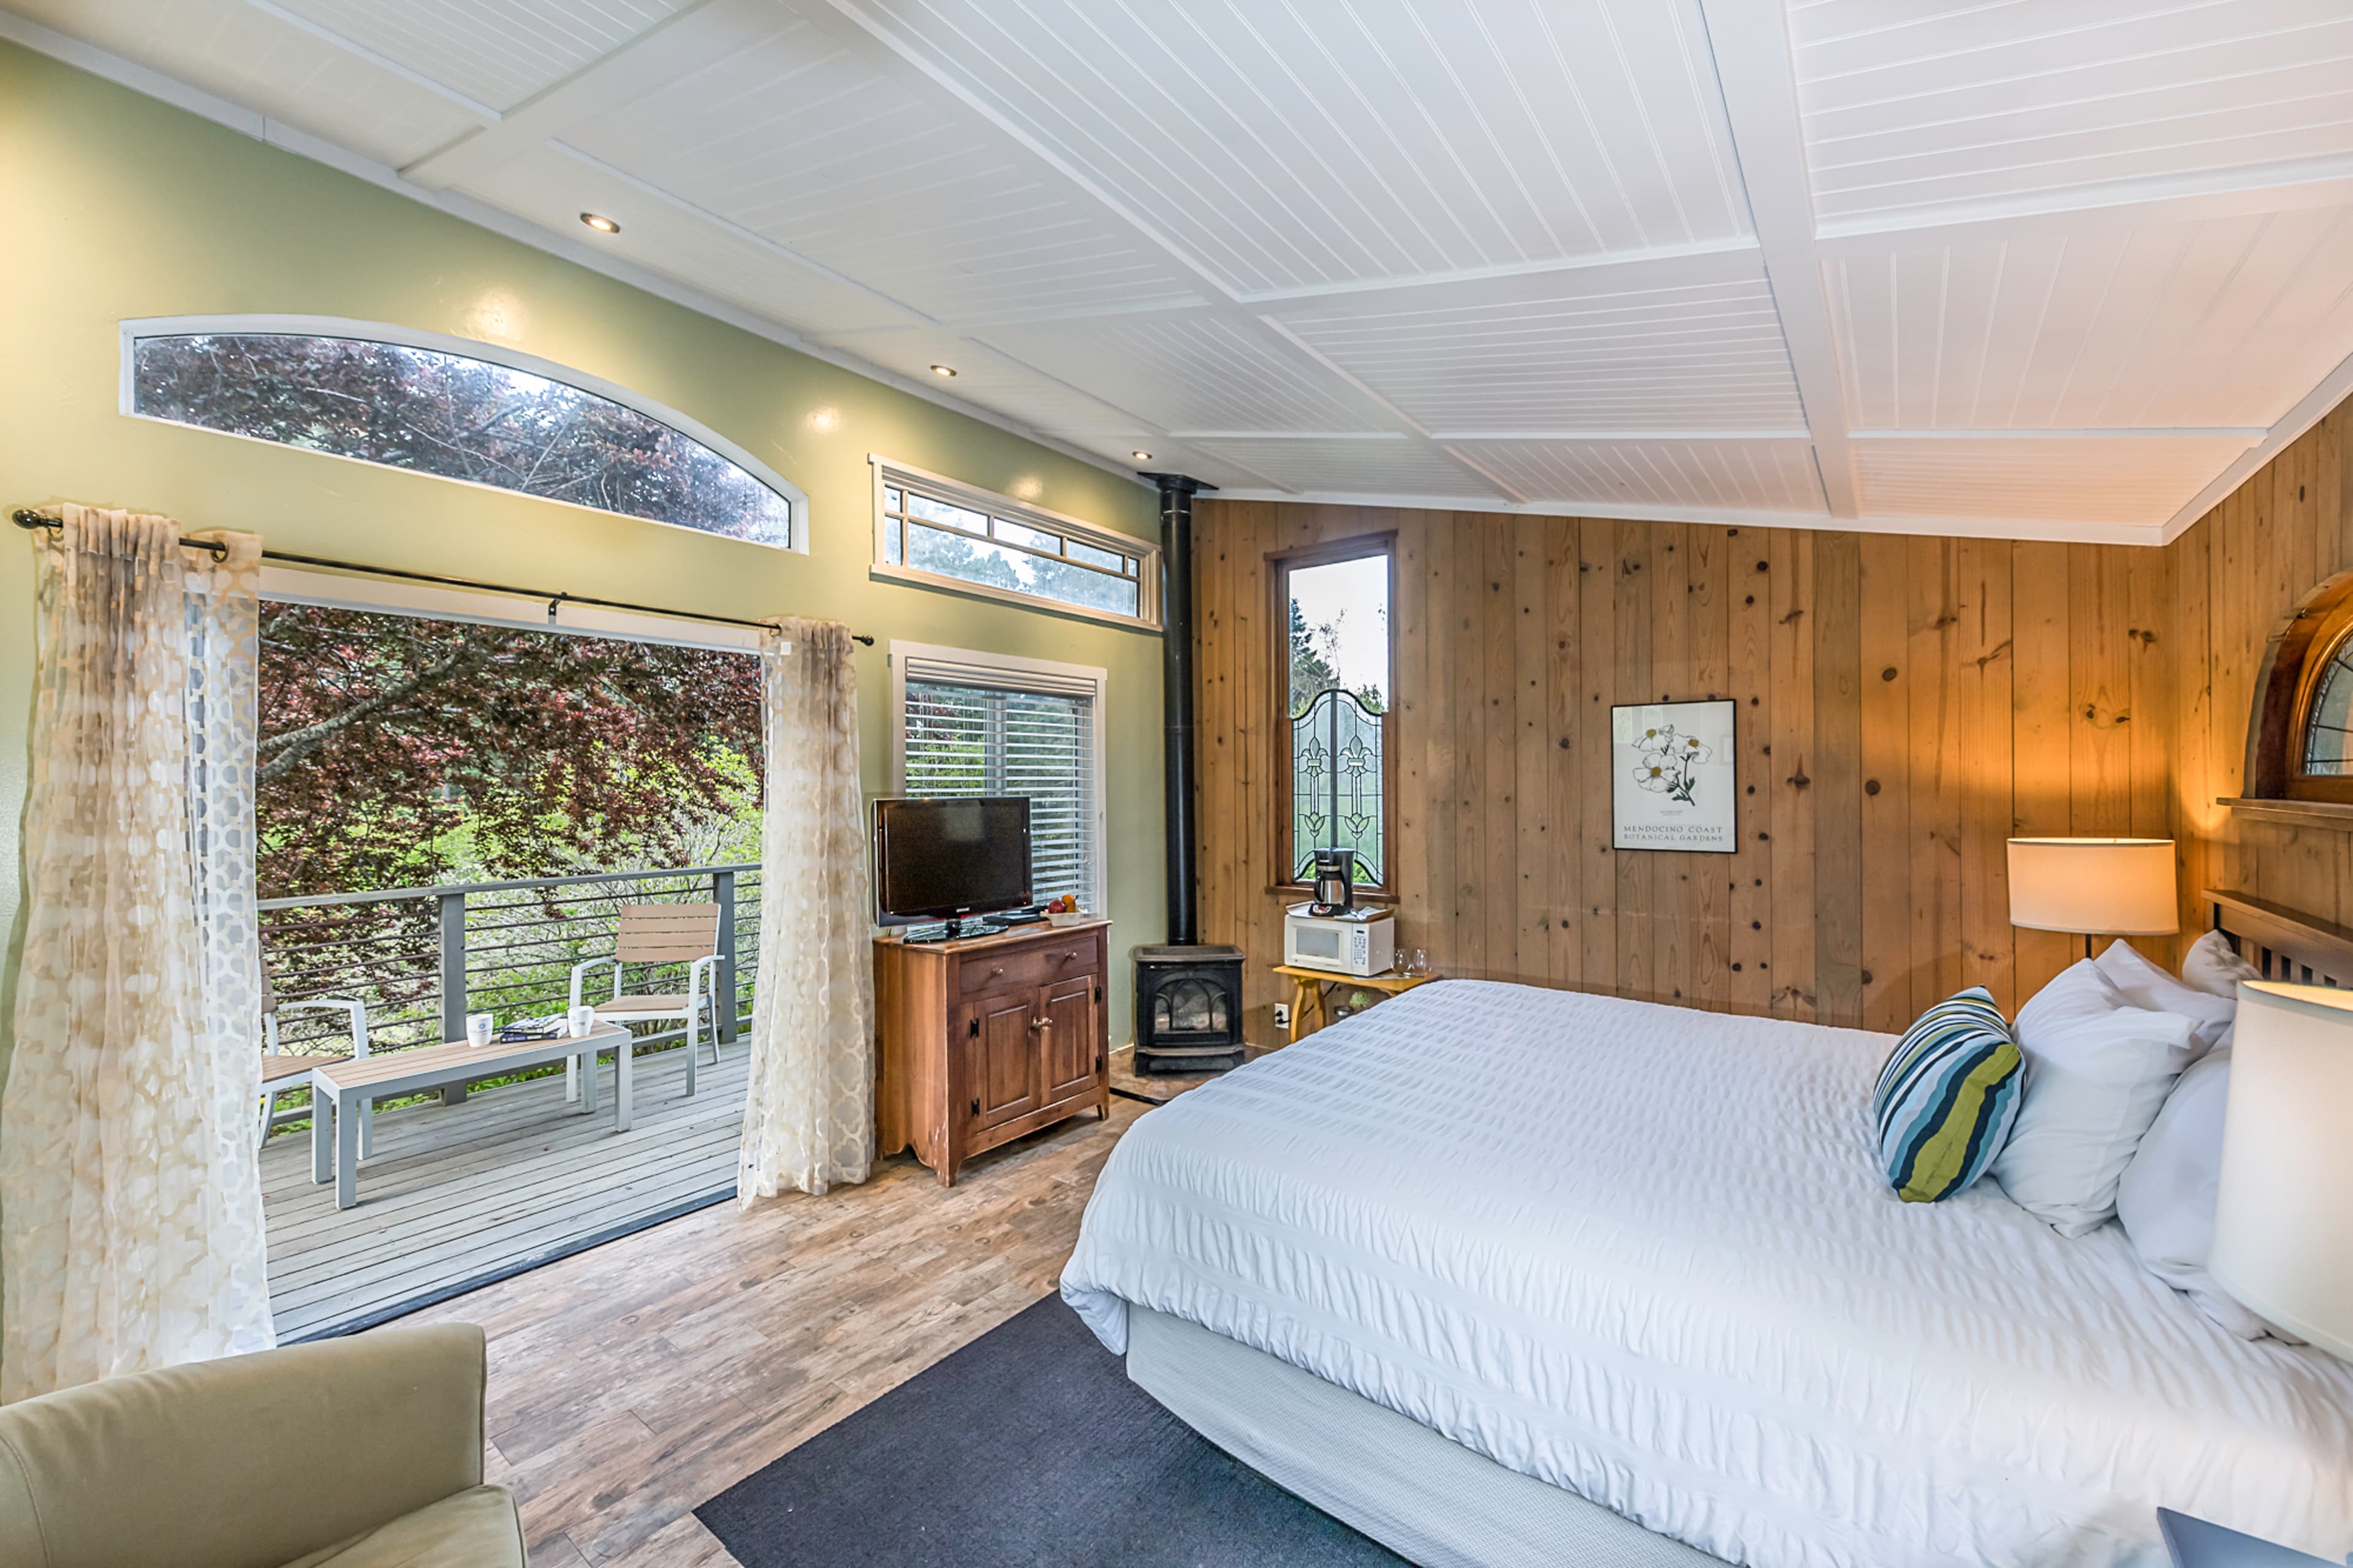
[261,1042,745,1341]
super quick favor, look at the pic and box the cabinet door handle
[988,965,1006,979]
[1030,1017,1049,1031]
[969,1097,980,1116]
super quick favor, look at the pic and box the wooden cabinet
[962,990,1044,1132]
[875,920,1111,1186]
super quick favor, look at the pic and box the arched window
[122,316,805,550]
[2245,571,2353,803]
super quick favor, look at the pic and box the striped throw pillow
[1872,987,2024,1203]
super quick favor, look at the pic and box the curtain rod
[11,508,873,645]
[13,504,229,561]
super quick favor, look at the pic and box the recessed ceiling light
[1132,450,1153,461]
[579,212,620,234]
[930,364,957,377]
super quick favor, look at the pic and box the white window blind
[898,651,1102,909]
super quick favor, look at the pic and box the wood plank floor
[393,1093,1146,1567]
[263,1043,746,1342]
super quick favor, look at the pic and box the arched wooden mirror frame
[2245,568,2353,803]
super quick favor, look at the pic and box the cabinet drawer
[955,937,1098,998]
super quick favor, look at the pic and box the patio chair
[260,963,374,1155]
[567,901,723,1105]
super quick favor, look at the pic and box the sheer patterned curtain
[2,505,271,1401]
[739,618,876,1200]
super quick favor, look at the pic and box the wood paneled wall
[2167,403,2353,947]
[1194,501,2178,1038]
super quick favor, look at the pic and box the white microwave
[1283,904,1395,977]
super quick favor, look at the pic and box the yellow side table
[1272,964,1438,1043]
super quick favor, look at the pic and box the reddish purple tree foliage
[259,604,762,899]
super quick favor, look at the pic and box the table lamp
[2210,980,2353,1362]
[2006,838,2177,960]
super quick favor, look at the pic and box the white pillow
[2114,1051,2273,1338]
[1990,960,2196,1237]
[2180,928,2261,1000]
[2116,1055,2304,1343]
[2095,939,2237,1057]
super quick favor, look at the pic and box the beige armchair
[0,1323,523,1568]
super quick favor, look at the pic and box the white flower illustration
[1631,723,1709,803]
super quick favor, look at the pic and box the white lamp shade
[2210,980,2353,1360]
[2006,838,2178,935]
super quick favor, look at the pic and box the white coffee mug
[567,1005,597,1039]
[466,1012,494,1048]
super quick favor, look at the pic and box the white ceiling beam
[1252,316,1521,500]
[1170,431,1410,441]
[1204,490,2171,547]
[240,0,502,123]
[0,7,267,136]
[819,0,1248,309]
[550,143,934,329]
[2160,344,2353,545]
[1232,238,1764,309]
[809,0,1520,506]
[1851,428,2267,442]
[1816,157,2353,259]
[1427,429,1811,442]
[1696,0,1856,520]
[400,0,778,190]
[1432,446,1532,507]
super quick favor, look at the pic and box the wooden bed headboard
[2203,890,2353,989]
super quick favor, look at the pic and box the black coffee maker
[1309,849,1356,916]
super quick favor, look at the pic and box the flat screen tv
[873,795,1032,926]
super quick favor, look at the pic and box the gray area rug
[697,1295,1409,1567]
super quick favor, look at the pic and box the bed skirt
[1126,1305,1727,1568]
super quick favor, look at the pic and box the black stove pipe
[1142,472,1212,945]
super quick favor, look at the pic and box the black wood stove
[1132,944,1246,1073]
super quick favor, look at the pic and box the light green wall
[0,40,1167,1071]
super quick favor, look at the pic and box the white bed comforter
[1061,981,2353,1568]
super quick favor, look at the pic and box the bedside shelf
[2220,797,2353,831]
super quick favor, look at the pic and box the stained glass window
[1285,550,1389,885]
[128,325,801,547]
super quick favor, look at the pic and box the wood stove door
[957,988,1042,1133]
[1038,974,1101,1104]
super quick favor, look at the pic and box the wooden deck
[262,1042,745,1343]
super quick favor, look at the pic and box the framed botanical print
[1611,699,1737,854]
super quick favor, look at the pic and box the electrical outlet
[1272,1001,1291,1029]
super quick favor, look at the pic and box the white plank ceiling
[8,0,2353,540]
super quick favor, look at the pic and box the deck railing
[257,864,761,1124]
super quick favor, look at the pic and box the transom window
[871,457,1159,629]
[2303,635,2353,776]
[123,316,805,549]
[2244,570,2353,805]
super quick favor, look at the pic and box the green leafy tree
[1289,599,1341,718]
[1289,600,1386,716]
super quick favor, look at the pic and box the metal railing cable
[257,863,762,1131]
